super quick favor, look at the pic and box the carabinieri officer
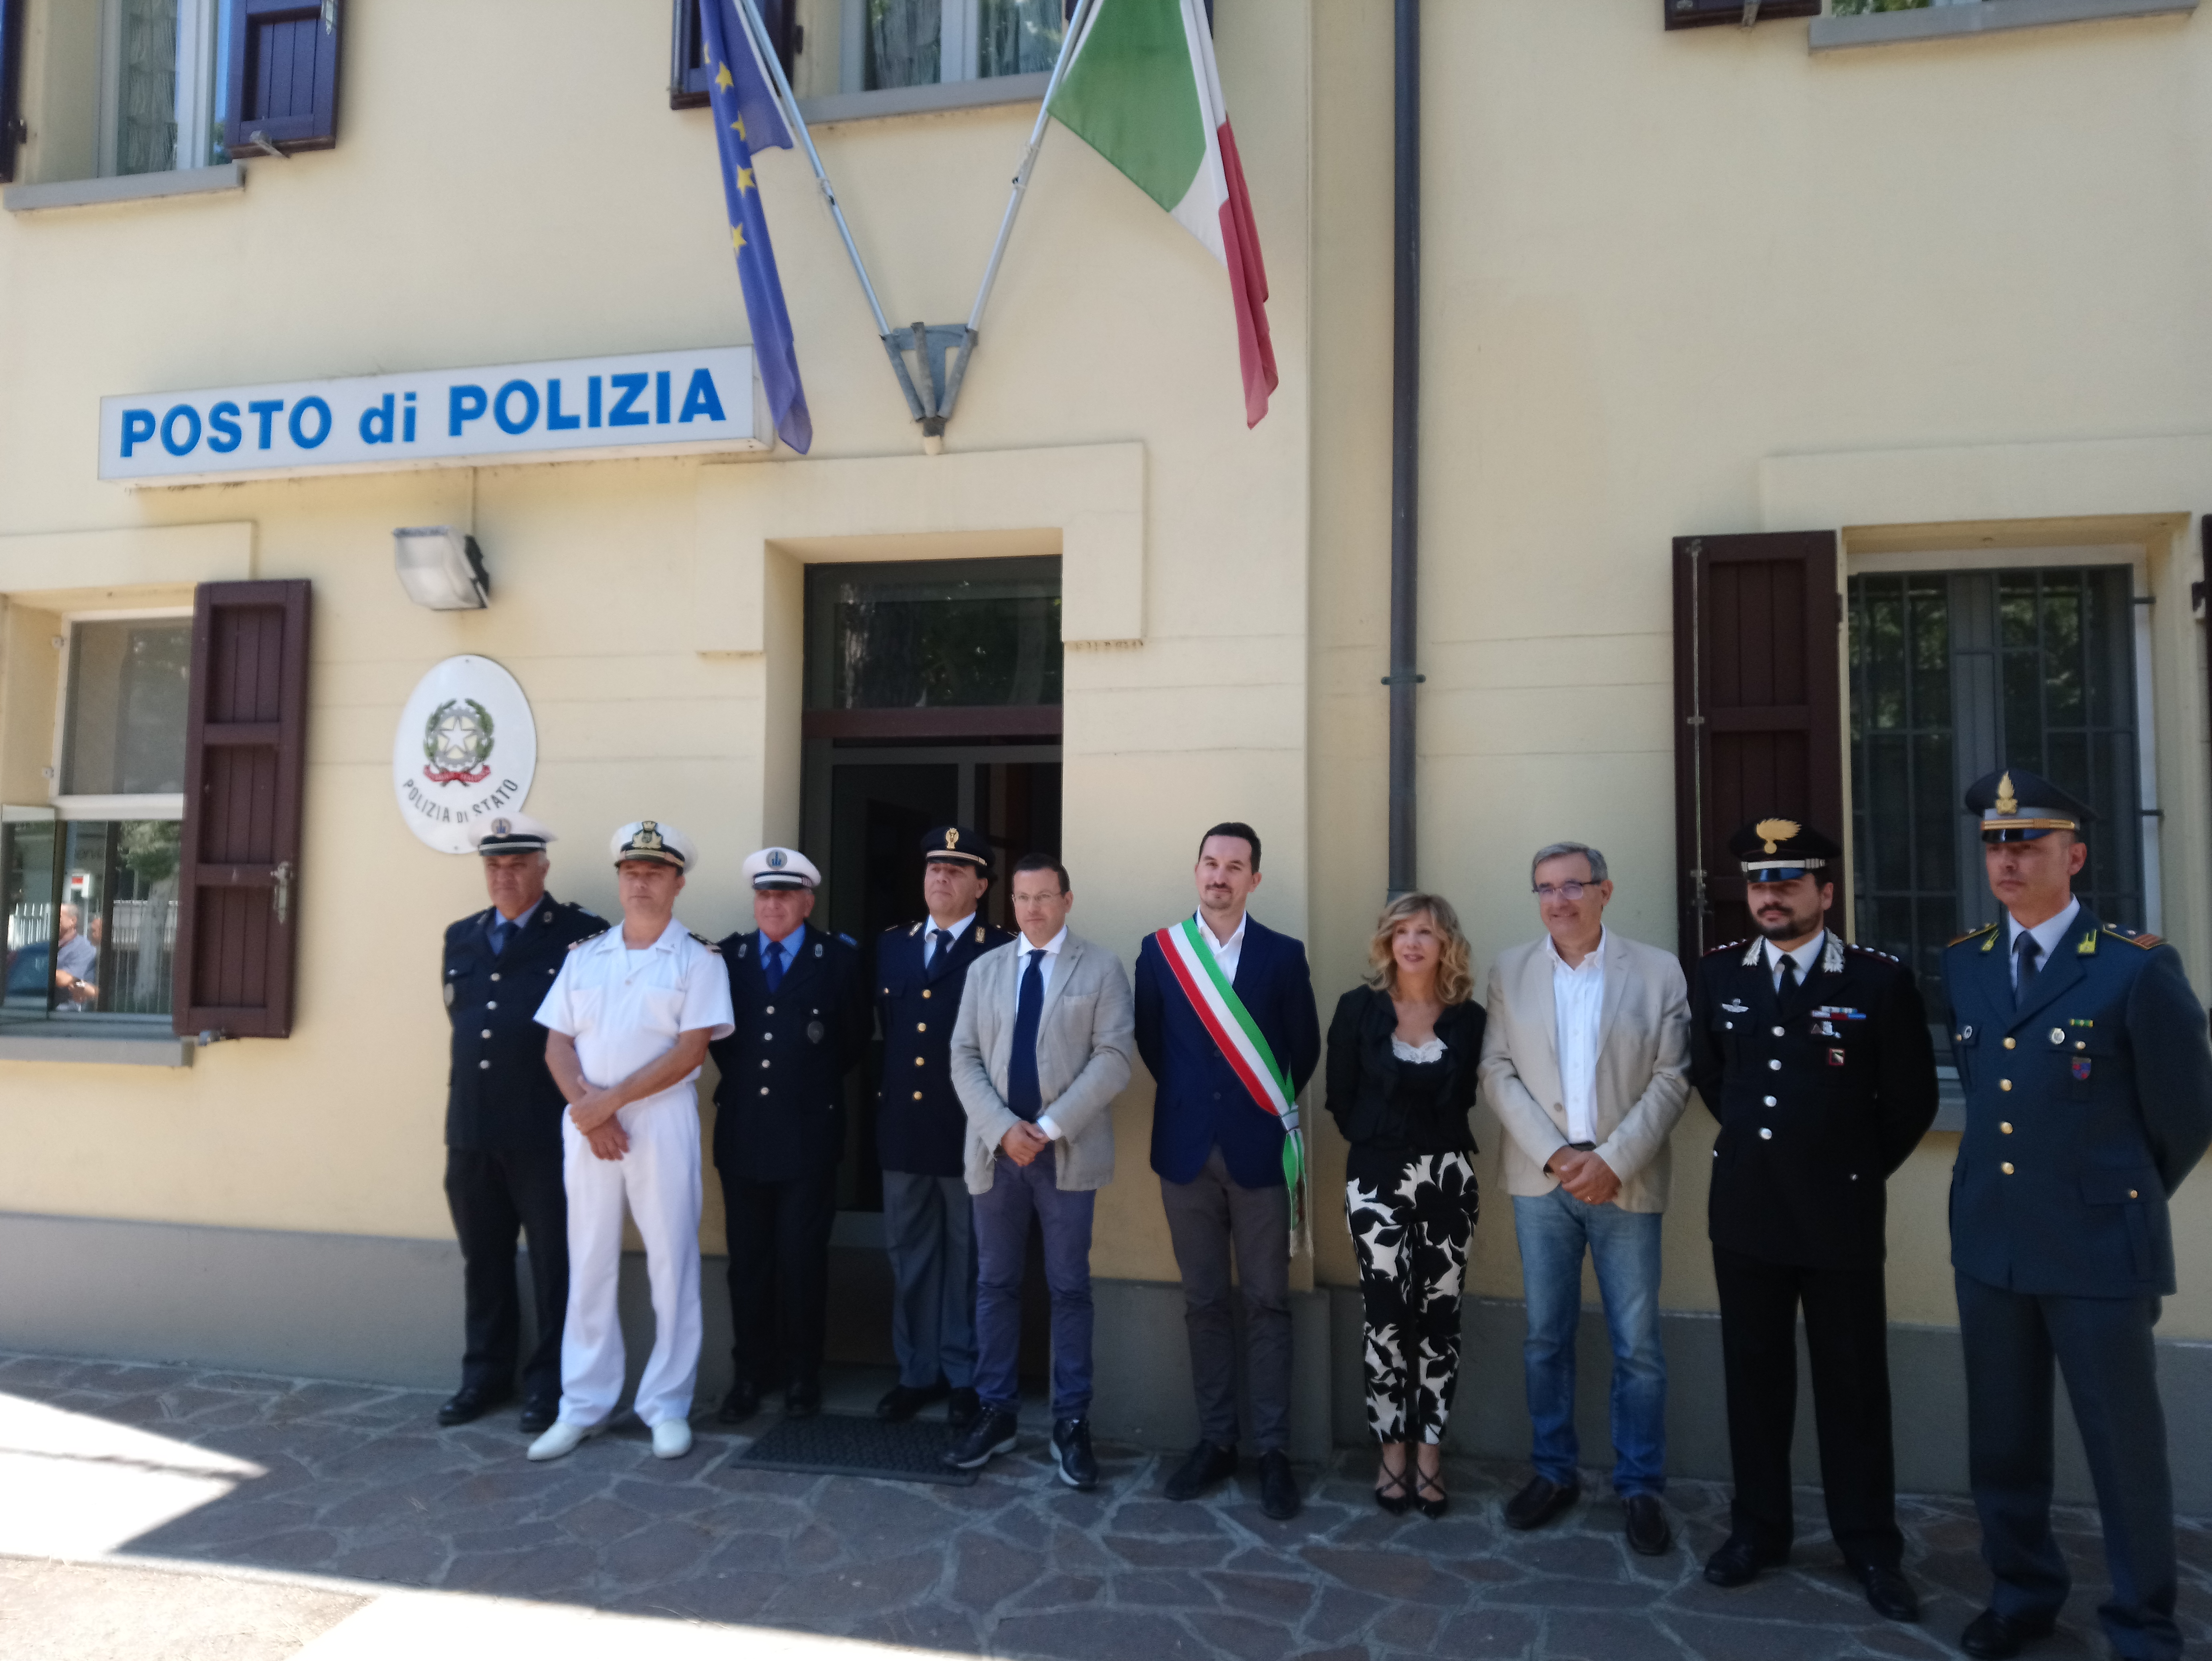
[873,826,1014,1429]
[710,848,868,1424]
[1688,817,1936,1623]
[439,813,603,1435]
[1945,769,2212,1661]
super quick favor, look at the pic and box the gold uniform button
[922,990,932,999]
[761,1059,771,1069]
[916,1022,927,1033]
[2003,1038,2016,1050]
[2001,1162,2015,1175]
[2000,1080,2012,1092]
[2076,1041,2087,1051]
[2130,1189,2139,1199]
[913,1091,923,1101]
[760,1086,769,1096]
[2000,1122,2013,1134]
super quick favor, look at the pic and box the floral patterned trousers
[1345,1152,1479,1445]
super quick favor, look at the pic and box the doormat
[734,1412,978,1486]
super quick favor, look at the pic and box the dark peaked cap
[1964,768,2093,841]
[1727,816,1841,881]
[921,825,991,872]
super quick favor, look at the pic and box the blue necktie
[763,937,786,993]
[488,915,513,957]
[1008,948,1045,1121]
[930,928,953,970]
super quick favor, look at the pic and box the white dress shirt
[1012,926,1070,1140]
[1762,931,1826,990]
[535,917,736,1112]
[923,913,976,969]
[2007,897,2082,988]
[1196,910,1248,982]
[1549,928,1607,1146]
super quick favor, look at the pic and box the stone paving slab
[0,1351,2206,1660]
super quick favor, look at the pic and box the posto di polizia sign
[100,346,768,485]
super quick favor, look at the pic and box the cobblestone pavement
[2,1351,2206,1660]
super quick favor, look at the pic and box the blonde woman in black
[1326,893,1485,1516]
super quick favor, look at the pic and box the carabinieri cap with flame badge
[1727,816,1841,882]
[1964,768,2093,842]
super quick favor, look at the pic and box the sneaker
[942,1407,1019,1471]
[650,1419,693,1460]
[1051,1418,1098,1491]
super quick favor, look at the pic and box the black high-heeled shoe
[1374,1463,1414,1515]
[1415,1468,1449,1518]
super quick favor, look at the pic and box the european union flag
[700,0,811,454]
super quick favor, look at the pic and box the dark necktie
[488,915,514,957]
[1008,949,1045,1121]
[931,929,953,970]
[2014,932,2042,1003]
[1775,952,1798,996]
[763,937,786,993]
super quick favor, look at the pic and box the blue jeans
[972,1146,1096,1420]
[1512,1188,1667,1496]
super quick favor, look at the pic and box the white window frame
[48,606,193,823]
[839,0,1052,93]
[95,0,226,179]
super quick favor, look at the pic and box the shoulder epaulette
[839,933,857,948]
[2104,924,2162,950]
[1948,923,1999,948]
[567,927,610,951]
[1843,942,1899,963]
[1703,938,1750,958]
[895,921,920,938]
[689,931,722,954]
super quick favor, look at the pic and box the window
[670,0,795,110]
[1849,564,2148,1045]
[855,0,1064,91]
[2,612,191,1025]
[804,557,1064,712]
[99,0,233,177]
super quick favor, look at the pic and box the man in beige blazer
[1478,840,1691,1557]
[945,854,1134,1489]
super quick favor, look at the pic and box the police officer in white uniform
[528,820,734,1463]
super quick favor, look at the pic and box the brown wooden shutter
[173,581,312,1039]
[1673,532,1843,965]
[224,0,343,157]
[1664,0,1818,27]
[0,0,24,184]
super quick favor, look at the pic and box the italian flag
[1049,0,1278,428]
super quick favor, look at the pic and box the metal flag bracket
[886,323,979,450]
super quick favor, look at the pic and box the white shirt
[1195,910,1248,984]
[1011,927,1070,1142]
[1548,927,1607,1146]
[923,913,976,969]
[535,917,735,1116]
[2007,898,2082,989]
[1762,931,1825,990]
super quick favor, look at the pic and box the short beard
[1755,911,1819,945]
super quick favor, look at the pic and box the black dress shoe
[1258,1449,1301,1520]
[518,1398,559,1435]
[1859,1564,1920,1623]
[1703,1535,1785,1586]
[1960,1608,2057,1660]
[943,1408,1019,1471]
[1502,1473,1580,1531]
[946,1386,981,1430]
[784,1380,822,1419]
[876,1381,949,1423]
[1164,1439,1237,1501]
[1623,1493,1672,1556]
[436,1385,511,1427]
[1052,1418,1098,1491]
[717,1382,762,1425]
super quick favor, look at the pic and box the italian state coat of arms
[422,698,496,785]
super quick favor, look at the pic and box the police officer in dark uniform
[873,826,1016,1428]
[1689,818,1938,1621]
[1945,770,2212,1661]
[438,812,603,1433]
[710,847,868,1424]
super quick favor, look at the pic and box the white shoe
[526,1419,597,1462]
[650,1419,694,1460]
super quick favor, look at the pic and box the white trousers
[557,1093,703,1429]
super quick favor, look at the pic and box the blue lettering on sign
[545,379,580,431]
[607,373,649,427]
[655,369,671,425]
[289,397,333,449]
[493,379,539,435]
[247,399,284,449]
[208,401,242,453]
[160,404,203,456]
[449,384,488,436]
[360,393,396,445]
[120,409,156,457]
[402,391,418,443]
[677,368,725,424]
[588,376,603,428]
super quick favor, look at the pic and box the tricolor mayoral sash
[1154,915,1308,1255]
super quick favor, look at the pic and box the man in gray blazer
[1477,841,1692,1556]
[945,853,1135,1487]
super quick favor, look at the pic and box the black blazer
[442,893,604,1152]
[874,915,1018,1178]
[1323,984,1485,1154]
[710,925,868,1182]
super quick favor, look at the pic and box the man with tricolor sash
[1135,821,1320,1520]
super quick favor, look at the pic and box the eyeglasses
[1533,881,1596,901]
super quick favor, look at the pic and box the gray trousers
[881,1170,978,1390]
[1160,1145,1292,1452]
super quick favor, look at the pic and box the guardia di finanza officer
[438,813,602,1434]
[1944,770,2211,1661]
[1688,818,1936,1624]
[873,826,1014,1428]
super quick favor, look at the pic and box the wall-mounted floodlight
[394,526,489,610]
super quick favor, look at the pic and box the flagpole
[729,0,932,422]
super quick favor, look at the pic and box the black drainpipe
[1387,0,1422,898]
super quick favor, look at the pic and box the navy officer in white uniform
[528,820,733,1463]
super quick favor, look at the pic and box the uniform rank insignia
[1722,1000,1748,1014]
[807,1020,825,1043]
[1811,1006,1865,1021]
[1827,1048,1846,1067]
[2073,1058,2093,1081]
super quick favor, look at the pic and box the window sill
[795,70,1051,128]
[2,162,246,216]
[0,1024,192,1067]
[1810,0,2195,51]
